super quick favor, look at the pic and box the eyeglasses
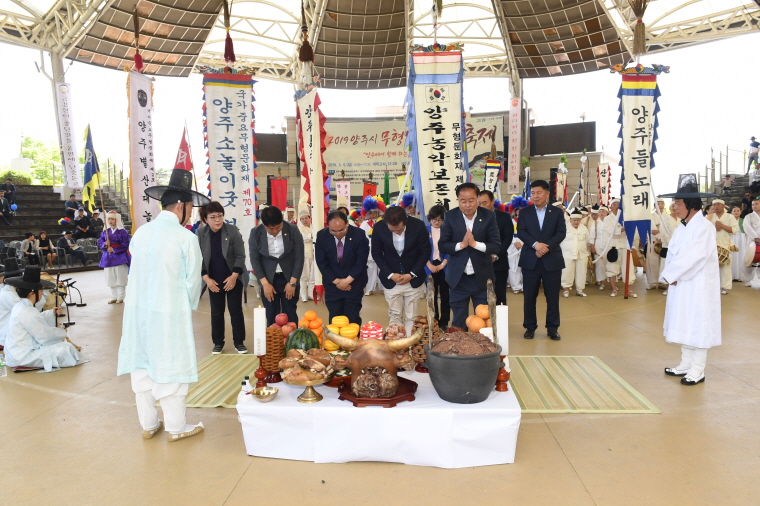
[329,227,348,236]
[206,214,224,220]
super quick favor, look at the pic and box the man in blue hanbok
[117,169,209,442]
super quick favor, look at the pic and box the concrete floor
[1,270,758,505]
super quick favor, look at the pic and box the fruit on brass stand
[285,327,320,354]
[323,326,422,398]
[279,349,336,382]
[384,323,414,371]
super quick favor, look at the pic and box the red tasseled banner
[224,33,236,63]
[133,53,144,72]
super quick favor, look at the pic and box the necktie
[337,239,344,265]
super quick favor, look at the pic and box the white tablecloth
[237,371,521,468]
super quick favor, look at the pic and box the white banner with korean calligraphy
[127,72,159,232]
[203,73,257,267]
[335,181,350,199]
[597,163,611,206]
[324,120,408,180]
[55,83,83,190]
[618,73,660,247]
[506,98,522,195]
[466,115,504,180]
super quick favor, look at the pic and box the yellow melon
[468,316,487,333]
[331,316,349,327]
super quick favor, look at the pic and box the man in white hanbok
[560,208,590,297]
[360,208,382,295]
[659,175,720,386]
[587,205,607,290]
[0,260,46,348]
[506,215,523,293]
[297,204,316,302]
[645,198,666,290]
[708,199,739,294]
[118,169,209,442]
[3,266,80,372]
[602,199,636,296]
[729,206,751,282]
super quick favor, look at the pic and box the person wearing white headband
[560,208,590,297]
[587,204,607,289]
[645,198,668,291]
[286,206,297,225]
[602,198,637,297]
[98,211,131,304]
[297,203,316,302]
[708,198,739,294]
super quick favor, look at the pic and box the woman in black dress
[37,231,57,269]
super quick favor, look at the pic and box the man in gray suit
[197,202,248,354]
[249,206,304,325]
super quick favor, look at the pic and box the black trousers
[494,269,508,306]
[522,262,561,332]
[431,260,450,327]
[0,213,11,225]
[262,273,299,325]
[24,252,40,266]
[208,279,246,346]
[325,294,363,327]
[450,274,487,330]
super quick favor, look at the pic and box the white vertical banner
[484,166,500,193]
[413,83,465,210]
[203,73,257,269]
[128,72,159,232]
[597,163,610,206]
[335,181,350,199]
[55,83,83,189]
[507,97,521,194]
[620,93,655,222]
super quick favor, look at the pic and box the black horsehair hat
[657,173,718,199]
[3,258,23,278]
[144,169,211,207]
[4,266,55,290]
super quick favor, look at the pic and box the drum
[753,245,760,264]
[717,246,731,266]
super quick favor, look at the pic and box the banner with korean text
[324,120,408,180]
[203,73,257,263]
[127,72,160,232]
[406,49,467,222]
[466,115,504,182]
[506,98,521,194]
[55,83,83,191]
[597,162,611,206]
[617,69,663,248]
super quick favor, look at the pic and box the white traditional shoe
[629,292,637,298]
[720,290,728,295]
[365,291,373,296]
[662,290,668,295]
[301,297,308,302]
[681,373,705,386]
[598,284,605,291]
[562,290,569,298]
[167,422,204,442]
[745,282,753,287]
[610,290,618,297]
[108,300,117,304]
[576,291,587,297]
[142,421,163,439]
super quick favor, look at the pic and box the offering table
[237,371,521,468]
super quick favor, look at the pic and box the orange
[465,315,476,328]
[299,318,309,328]
[304,310,317,321]
[313,326,323,337]
[485,318,492,327]
[475,304,490,320]
[308,318,323,330]
[467,316,486,333]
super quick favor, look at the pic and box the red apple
[282,323,297,338]
[269,323,281,329]
[275,313,289,326]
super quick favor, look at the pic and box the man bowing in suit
[315,211,370,325]
[439,183,501,330]
[518,180,567,340]
[478,190,513,305]
[372,206,431,335]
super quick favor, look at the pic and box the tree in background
[0,169,32,184]
[20,136,63,185]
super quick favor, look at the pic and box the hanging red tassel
[224,29,236,63]
[133,52,144,72]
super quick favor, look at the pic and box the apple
[269,323,281,329]
[275,313,289,326]
[282,323,297,338]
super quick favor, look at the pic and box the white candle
[253,307,267,356]
[495,305,508,353]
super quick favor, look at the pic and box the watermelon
[285,327,320,354]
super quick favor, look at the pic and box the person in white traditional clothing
[360,205,382,296]
[729,206,751,283]
[560,208,590,297]
[658,203,677,295]
[506,213,523,294]
[297,203,316,302]
[3,266,81,372]
[707,199,739,294]
[659,175,720,386]
[0,259,47,349]
[587,204,607,290]
[118,169,208,442]
[602,199,637,297]
[286,207,297,225]
[645,198,667,290]
[741,197,760,286]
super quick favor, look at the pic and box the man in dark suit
[198,201,248,354]
[478,190,513,305]
[439,182,501,330]
[315,210,369,325]
[518,180,567,340]
[371,206,431,334]
[1,178,16,204]
[249,206,304,325]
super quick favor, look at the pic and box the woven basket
[411,316,440,363]
[262,327,285,371]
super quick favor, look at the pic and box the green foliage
[20,136,62,184]
[0,170,32,185]
[559,153,568,165]
[521,156,530,168]
[154,167,171,186]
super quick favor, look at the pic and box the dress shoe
[524,329,535,339]
[680,373,705,386]
[664,367,687,377]
[548,330,561,340]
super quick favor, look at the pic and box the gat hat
[712,198,725,205]
[752,136,756,141]
[657,173,718,199]
[4,266,54,290]
[580,208,589,215]
[3,258,23,278]
[144,169,211,207]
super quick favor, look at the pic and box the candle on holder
[253,307,267,356]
